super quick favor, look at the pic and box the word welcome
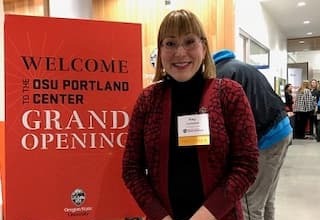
[21,56,128,73]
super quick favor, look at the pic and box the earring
[202,63,205,73]
[162,68,167,76]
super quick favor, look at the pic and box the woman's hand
[190,206,217,220]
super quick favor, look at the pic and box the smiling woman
[122,9,258,220]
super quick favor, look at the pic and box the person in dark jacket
[284,83,294,112]
[122,11,259,220]
[284,83,295,137]
[213,49,292,220]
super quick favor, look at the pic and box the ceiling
[259,0,320,52]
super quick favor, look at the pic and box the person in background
[310,79,320,140]
[284,84,294,112]
[213,49,292,220]
[316,81,320,142]
[294,80,315,139]
[284,83,295,138]
[122,10,259,220]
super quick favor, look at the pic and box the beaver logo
[71,188,86,206]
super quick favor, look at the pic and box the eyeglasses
[161,36,203,52]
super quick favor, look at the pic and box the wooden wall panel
[93,0,235,87]
[4,0,48,16]
[215,0,235,50]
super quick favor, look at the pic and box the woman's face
[160,33,206,82]
[311,80,317,89]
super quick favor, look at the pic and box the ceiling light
[303,20,310,24]
[297,2,306,7]
[165,0,171,5]
[299,41,305,44]
[306,32,313,35]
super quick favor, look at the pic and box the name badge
[177,113,210,147]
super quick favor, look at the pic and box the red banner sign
[4,15,143,220]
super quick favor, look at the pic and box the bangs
[154,9,216,81]
[158,10,204,42]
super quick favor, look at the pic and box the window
[239,29,270,68]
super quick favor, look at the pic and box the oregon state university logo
[71,188,86,206]
[64,188,92,216]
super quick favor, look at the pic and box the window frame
[239,29,270,69]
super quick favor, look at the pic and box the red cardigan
[122,78,258,220]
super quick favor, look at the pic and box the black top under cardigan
[166,70,205,220]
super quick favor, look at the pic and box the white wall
[235,0,288,84]
[49,0,92,19]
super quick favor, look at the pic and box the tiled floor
[276,138,320,220]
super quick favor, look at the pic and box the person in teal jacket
[213,49,292,220]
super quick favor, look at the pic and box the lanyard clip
[199,106,207,113]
